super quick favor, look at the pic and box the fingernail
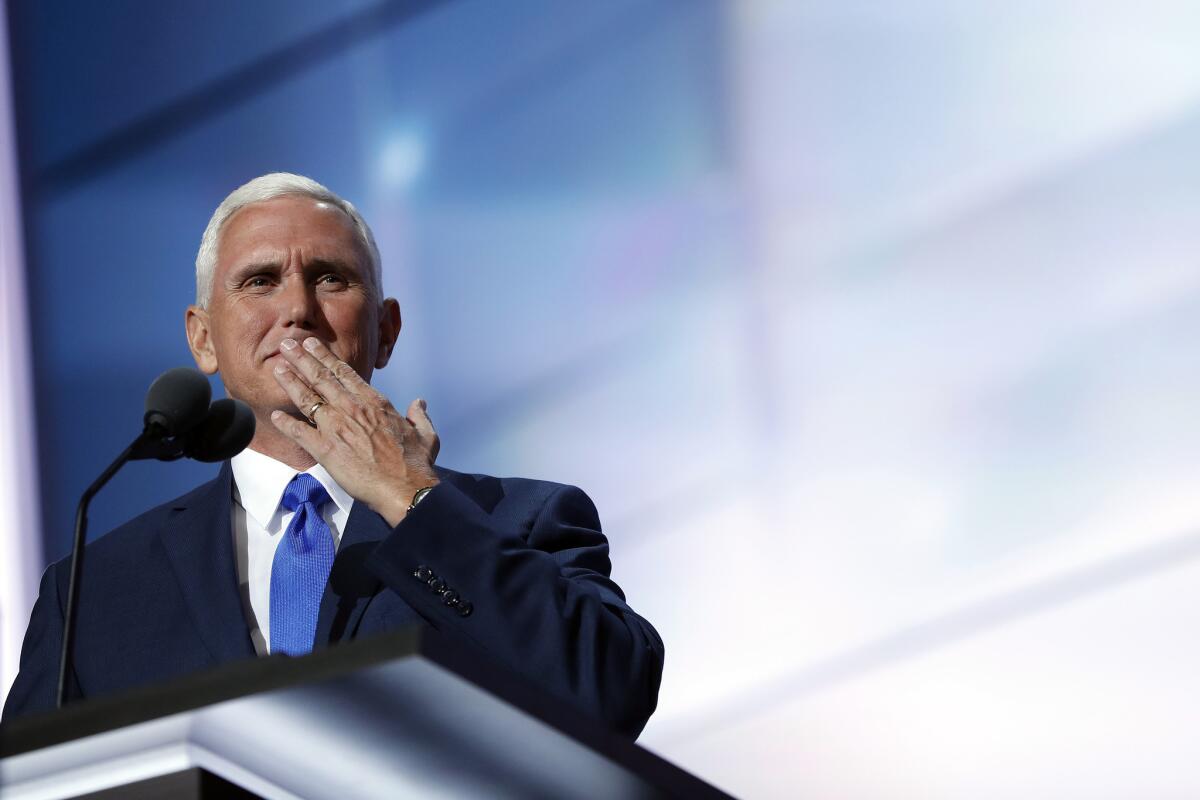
[303,337,320,351]
[271,410,282,420]
[419,398,427,410]
[280,338,297,350]
[274,364,287,374]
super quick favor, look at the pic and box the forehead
[216,195,366,269]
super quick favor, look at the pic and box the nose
[279,273,318,329]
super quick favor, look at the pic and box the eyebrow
[227,260,281,278]
[307,257,362,276]
[226,257,363,282]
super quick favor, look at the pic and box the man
[3,173,664,738]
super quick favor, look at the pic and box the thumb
[407,397,435,438]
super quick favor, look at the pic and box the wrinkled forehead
[217,196,369,271]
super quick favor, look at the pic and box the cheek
[325,302,377,360]
[211,305,273,364]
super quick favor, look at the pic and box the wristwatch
[407,486,435,512]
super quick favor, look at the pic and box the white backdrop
[0,0,42,705]
[624,3,1200,796]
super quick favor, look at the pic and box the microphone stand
[56,426,182,708]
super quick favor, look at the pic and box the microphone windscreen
[144,368,212,436]
[185,398,256,462]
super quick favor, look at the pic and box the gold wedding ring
[306,401,327,423]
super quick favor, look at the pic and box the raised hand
[269,336,439,526]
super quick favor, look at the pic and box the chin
[224,384,292,417]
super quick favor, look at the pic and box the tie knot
[281,473,331,513]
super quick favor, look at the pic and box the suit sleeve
[367,480,664,738]
[2,562,81,722]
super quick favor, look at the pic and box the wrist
[375,476,439,527]
[408,485,435,511]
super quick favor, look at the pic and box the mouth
[262,338,330,364]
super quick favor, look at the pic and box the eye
[318,273,347,286]
[243,275,274,290]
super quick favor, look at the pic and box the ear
[374,298,402,369]
[185,305,220,375]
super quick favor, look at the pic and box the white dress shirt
[230,448,354,654]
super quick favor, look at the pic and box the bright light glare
[378,131,427,191]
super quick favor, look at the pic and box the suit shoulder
[433,465,596,519]
[435,464,585,501]
[55,469,227,568]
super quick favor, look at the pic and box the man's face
[186,195,398,417]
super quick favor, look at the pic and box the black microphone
[144,367,212,437]
[130,368,213,461]
[57,369,251,708]
[184,398,256,462]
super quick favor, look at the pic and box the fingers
[407,398,435,437]
[302,337,370,387]
[407,397,440,460]
[278,337,351,410]
[273,362,328,421]
[279,337,373,410]
[269,409,324,456]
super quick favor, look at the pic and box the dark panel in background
[5,0,726,561]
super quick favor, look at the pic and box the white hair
[194,172,382,308]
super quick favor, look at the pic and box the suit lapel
[158,463,256,665]
[313,500,391,646]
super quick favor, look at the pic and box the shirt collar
[230,447,354,528]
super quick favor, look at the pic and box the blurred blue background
[11,0,728,561]
[6,1,1200,796]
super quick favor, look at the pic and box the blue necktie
[270,473,335,656]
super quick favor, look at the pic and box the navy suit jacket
[2,464,664,737]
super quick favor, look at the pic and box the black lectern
[0,629,728,799]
